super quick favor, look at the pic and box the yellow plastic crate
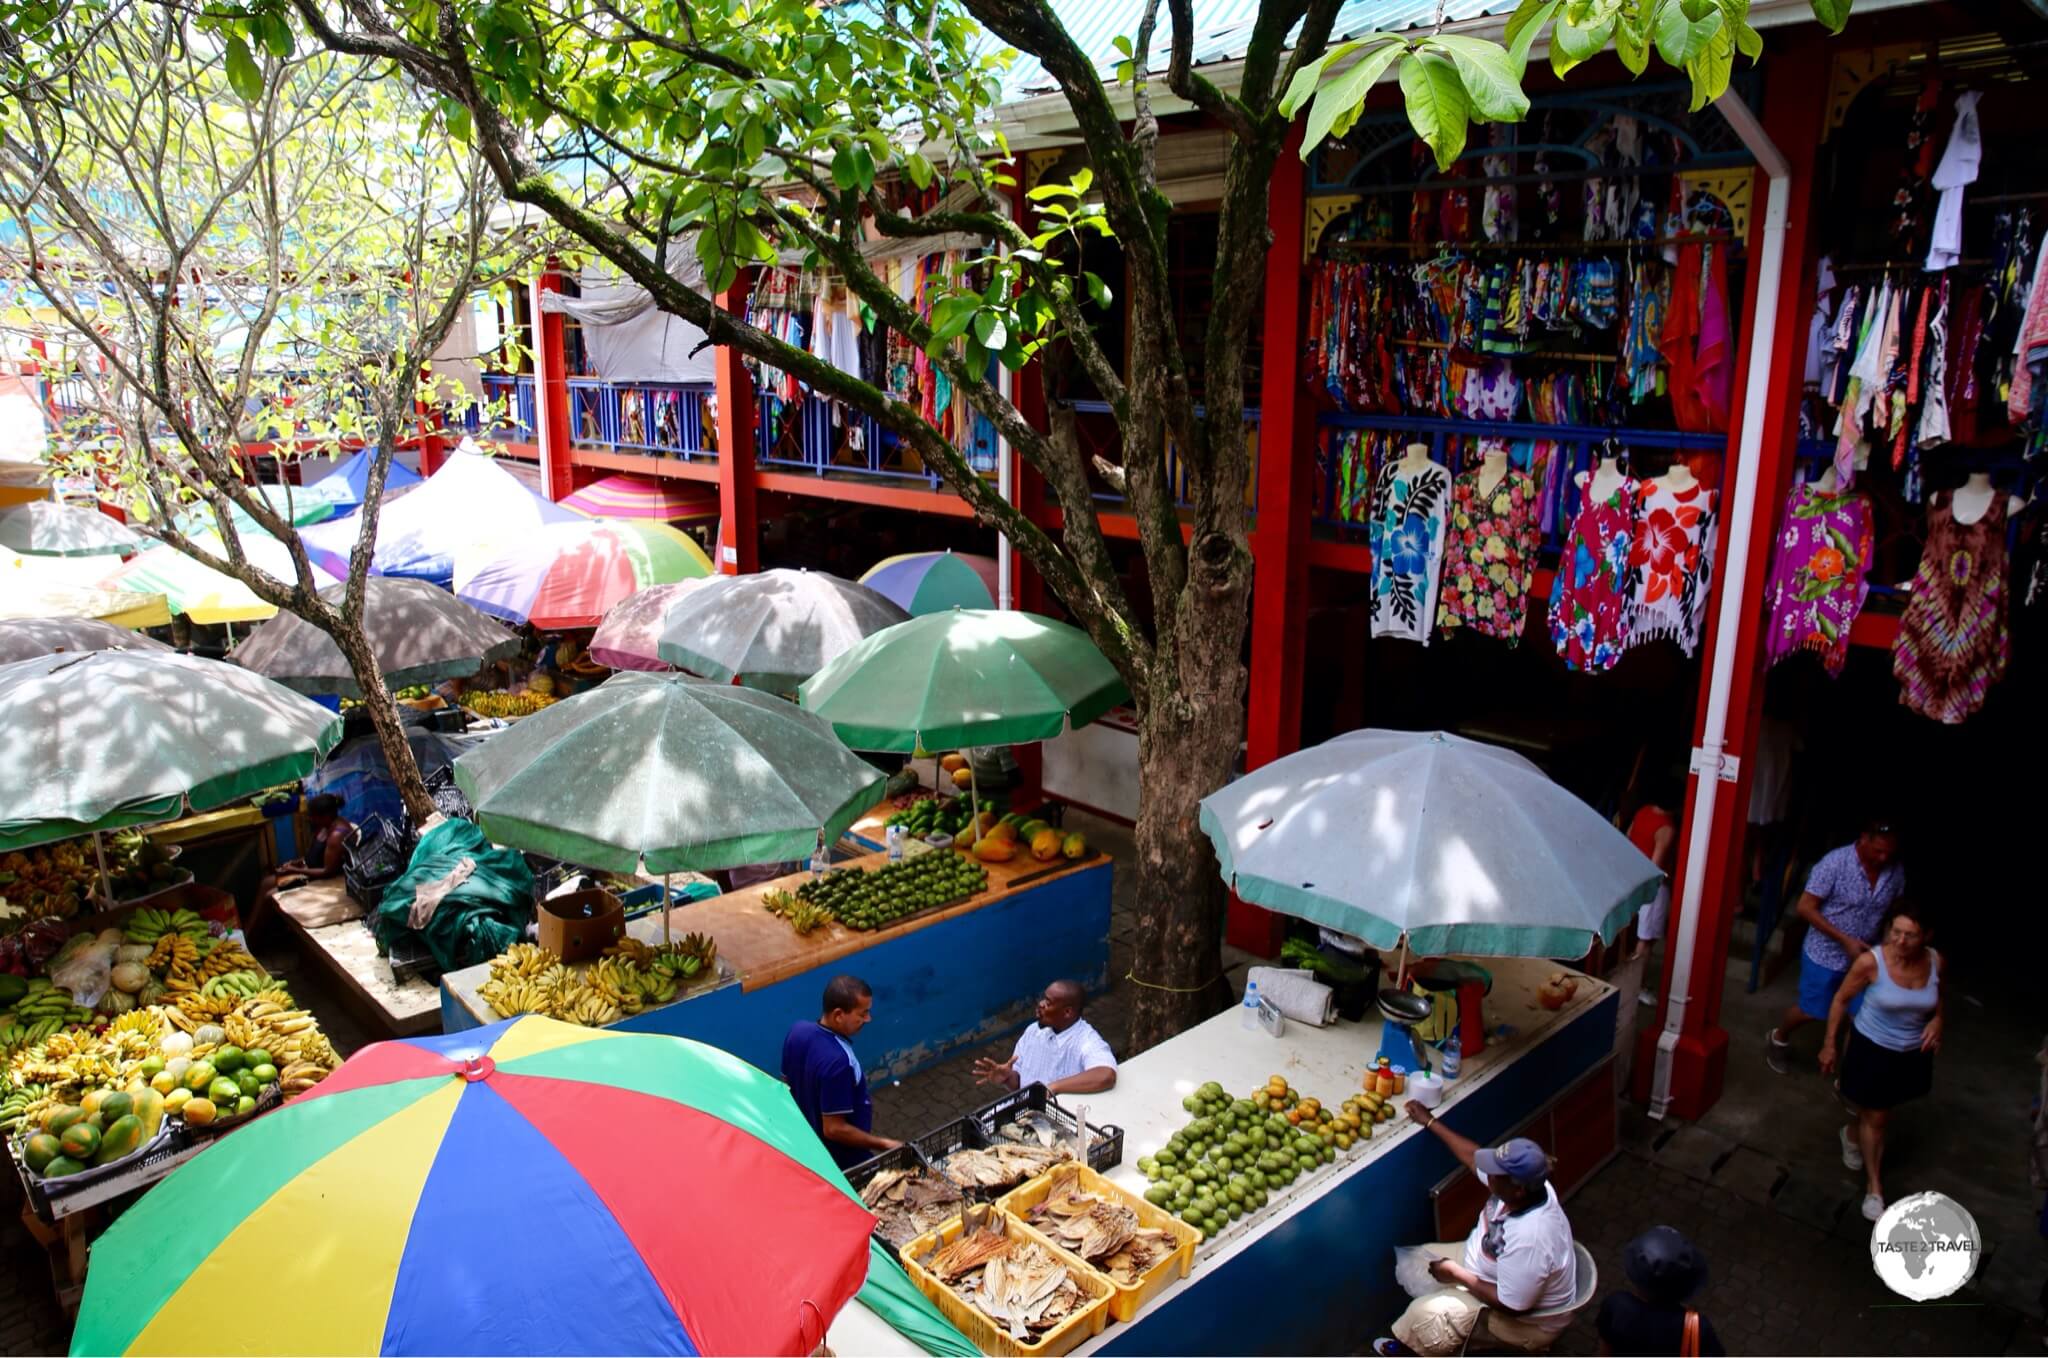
[899,1210,1113,1357]
[997,1163,1200,1322]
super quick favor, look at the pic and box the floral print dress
[1548,475,1639,671]
[1625,479,1718,657]
[1368,458,1452,644]
[1435,465,1541,645]
[1763,483,1874,677]
[1893,491,2011,724]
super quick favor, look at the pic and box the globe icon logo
[1870,1192,1981,1301]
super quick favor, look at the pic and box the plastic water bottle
[1442,1031,1463,1081]
[886,824,905,863]
[1241,981,1261,1031]
[809,829,828,879]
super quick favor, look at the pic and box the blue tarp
[310,448,422,513]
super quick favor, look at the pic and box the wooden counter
[442,842,1113,1081]
[274,880,441,1039]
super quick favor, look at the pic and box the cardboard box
[537,888,623,963]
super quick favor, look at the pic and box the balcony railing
[755,394,996,486]
[475,374,537,443]
[1067,399,1262,512]
[569,380,717,461]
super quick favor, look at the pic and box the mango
[1030,828,1062,861]
[1062,832,1088,859]
[972,836,1017,863]
[950,767,974,790]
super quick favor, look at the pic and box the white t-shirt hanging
[1367,459,1452,644]
[1925,92,1983,272]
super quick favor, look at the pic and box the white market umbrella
[656,568,908,689]
[1198,729,1661,958]
[0,500,144,557]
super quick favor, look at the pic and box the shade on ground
[99,533,339,625]
[455,520,713,629]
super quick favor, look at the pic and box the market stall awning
[308,447,423,514]
[0,500,143,557]
[0,551,170,628]
[71,1016,879,1357]
[1198,728,1661,958]
[559,473,718,521]
[587,579,715,671]
[656,568,909,690]
[229,577,521,697]
[0,616,171,664]
[0,649,341,852]
[455,520,714,630]
[98,533,339,625]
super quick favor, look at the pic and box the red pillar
[1637,38,1830,1116]
[713,273,759,575]
[1228,123,1310,957]
[533,269,574,501]
[416,368,448,476]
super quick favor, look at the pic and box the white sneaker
[1840,1125,1865,1171]
[1862,1192,1884,1222]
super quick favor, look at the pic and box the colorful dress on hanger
[1624,479,1717,657]
[1548,475,1639,672]
[1892,490,2011,724]
[1368,458,1452,644]
[1763,483,1874,678]
[1435,465,1541,645]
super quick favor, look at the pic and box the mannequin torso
[1577,457,1628,502]
[1396,442,1434,478]
[1950,472,2021,526]
[1476,448,1511,497]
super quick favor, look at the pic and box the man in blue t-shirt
[781,975,902,1170]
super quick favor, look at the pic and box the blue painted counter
[441,847,1113,1082]
[1059,959,1619,1356]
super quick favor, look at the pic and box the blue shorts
[1797,953,1859,1020]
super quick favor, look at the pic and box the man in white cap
[1373,1112,1579,1356]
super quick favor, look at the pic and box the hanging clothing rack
[1325,233,1735,257]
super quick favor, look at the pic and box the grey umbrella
[0,617,171,665]
[656,568,909,690]
[228,577,522,697]
[0,501,144,557]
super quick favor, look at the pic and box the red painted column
[533,269,574,501]
[713,272,759,575]
[1228,123,1310,957]
[1637,38,1829,1116]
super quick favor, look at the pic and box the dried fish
[937,1142,1072,1191]
[860,1167,965,1249]
[992,1109,1064,1148]
[1099,1229,1175,1285]
[1026,1169,1176,1283]
[926,1224,1012,1282]
[970,1241,1083,1340]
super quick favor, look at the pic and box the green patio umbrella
[0,500,144,557]
[453,672,887,936]
[0,649,343,853]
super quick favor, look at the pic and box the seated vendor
[1374,1126,1578,1357]
[973,979,1118,1096]
[781,975,903,1170]
[251,794,355,934]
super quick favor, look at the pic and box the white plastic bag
[50,935,118,1008]
[1395,1245,1446,1299]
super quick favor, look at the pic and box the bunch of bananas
[602,937,659,968]
[125,906,212,945]
[762,889,833,935]
[8,1029,119,1093]
[494,942,560,979]
[479,941,700,1026]
[652,934,717,982]
[0,1081,49,1134]
[160,992,241,1028]
[195,943,259,982]
[148,933,205,992]
[2,978,94,1047]
[460,690,558,718]
[198,969,269,999]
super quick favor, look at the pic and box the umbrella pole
[662,871,671,945]
[92,831,111,907]
[968,757,982,844]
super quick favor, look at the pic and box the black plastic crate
[972,1082,1125,1172]
[843,1140,932,1196]
[912,1114,988,1169]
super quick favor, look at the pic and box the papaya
[973,836,1017,863]
[939,753,968,773]
[80,1089,108,1117]
[99,1091,134,1123]
[95,1115,143,1164]
[42,1156,86,1178]
[1017,819,1050,843]
[1062,832,1088,860]
[1030,828,1062,861]
[59,1122,100,1161]
[22,1133,61,1173]
[987,822,1019,845]
[130,1088,166,1140]
[43,1105,85,1137]
[950,767,974,790]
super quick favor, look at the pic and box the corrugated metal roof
[994,0,1519,101]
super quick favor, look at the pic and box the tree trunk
[329,622,434,825]
[1125,672,1250,1049]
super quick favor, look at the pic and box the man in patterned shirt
[1767,820,1903,1074]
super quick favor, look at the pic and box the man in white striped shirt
[975,979,1118,1095]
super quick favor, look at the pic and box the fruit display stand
[1041,956,1618,1356]
[271,879,441,1039]
[439,844,1113,1082]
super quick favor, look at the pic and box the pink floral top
[1763,483,1873,678]
[1436,465,1541,645]
[1548,476,1640,672]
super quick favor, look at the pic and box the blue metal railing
[754,393,995,487]
[569,380,717,461]
[473,374,537,442]
[1314,413,1728,561]
[1066,399,1263,512]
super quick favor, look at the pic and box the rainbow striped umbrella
[73,1016,880,1357]
[455,520,713,630]
[560,473,719,522]
[859,551,996,616]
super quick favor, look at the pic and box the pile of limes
[1133,1080,1340,1241]
[794,850,988,931]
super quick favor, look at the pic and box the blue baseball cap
[1474,1137,1550,1182]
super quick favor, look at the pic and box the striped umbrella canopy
[588,578,716,671]
[560,473,719,521]
[100,534,340,625]
[455,520,714,630]
[0,551,170,628]
[71,1016,880,1356]
[859,551,996,616]
[0,500,143,557]
[0,616,171,664]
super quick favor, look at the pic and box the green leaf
[1687,21,1734,108]
[695,227,733,296]
[1808,0,1851,32]
[1278,39,1364,118]
[441,98,472,142]
[740,117,766,165]
[972,310,1007,350]
[255,12,294,58]
[1653,0,1722,69]
[1111,34,1132,56]
[1026,180,1077,202]
[1399,53,1470,172]
[831,145,861,191]
[1615,18,1650,74]
[1504,0,1560,75]
[1083,271,1113,308]
[224,36,262,103]
[904,150,935,191]
[1424,35,1530,123]
[1732,16,1763,58]
[1549,16,1613,76]
[930,303,978,345]
[1301,39,1406,155]
[1070,166,1093,196]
